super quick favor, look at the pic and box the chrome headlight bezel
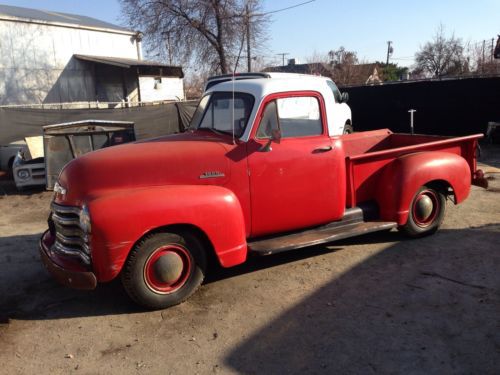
[79,204,91,234]
[17,169,30,180]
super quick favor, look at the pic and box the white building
[0,4,184,105]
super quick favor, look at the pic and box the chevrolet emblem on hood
[199,171,225,179]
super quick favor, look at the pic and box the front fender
[87,185,247,282]
[376,151,471,225]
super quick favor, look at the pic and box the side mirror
[341,92,349,103]
[271,128,282,143]
[259,129,282,152]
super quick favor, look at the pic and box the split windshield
[192,92,254,138]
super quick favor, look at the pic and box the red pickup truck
[39,74,487,309]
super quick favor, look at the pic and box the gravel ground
[0,145,499,375]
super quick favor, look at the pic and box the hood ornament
[199,171,225,179]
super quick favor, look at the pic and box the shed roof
[74,55,184,77]
[0,4,133,34]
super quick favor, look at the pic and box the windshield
[194,92,254,137]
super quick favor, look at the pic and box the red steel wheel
[411,189,440,228]
[143,245,193,294]
[122,231,206,310]
[400,185,446,238]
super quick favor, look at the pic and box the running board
[248,221,397,256]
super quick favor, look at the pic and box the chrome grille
[50,202,91,265]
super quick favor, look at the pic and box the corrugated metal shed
[0,4,132,33]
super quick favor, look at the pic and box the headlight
[79,205,91,233]
[54,181,67,195]
[17,169,30,180]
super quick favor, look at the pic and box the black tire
[343,123,354,134]
[399,186,446,238]
[121,231,206,310]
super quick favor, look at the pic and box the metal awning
[74,54,184,77]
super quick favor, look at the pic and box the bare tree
[120,0,268,74]
[415,25,466,77]
[328,47,360,85]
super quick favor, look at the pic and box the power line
[245,0,315,72]
[261,0,316,15]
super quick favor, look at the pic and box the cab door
[247,92,343,238]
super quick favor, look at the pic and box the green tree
[376,62,409,81]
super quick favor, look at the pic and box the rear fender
[87,185,247,282]
[376,151,471,225]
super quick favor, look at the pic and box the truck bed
[339,129,482,207]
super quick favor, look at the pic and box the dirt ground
[0,145,499,375]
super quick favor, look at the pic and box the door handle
[313,146,332,153]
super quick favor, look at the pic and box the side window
[276,96,322,138]
[256,100,279,139]
[326,80,342,103]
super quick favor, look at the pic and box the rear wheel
[399,186,446,237]
[121,231,206,310]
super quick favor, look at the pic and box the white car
[204,72,353,135]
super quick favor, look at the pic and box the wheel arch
[128,223,219,268]
[376,151,471,225]
[87,185,248,282]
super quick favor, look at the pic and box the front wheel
[399,186,446,238]
[121,231,206,310]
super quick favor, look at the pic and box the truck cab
[204,73,352,134]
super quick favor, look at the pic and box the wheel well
[345,119,351,125]
[133,224,219,266]
[425,180,456,203]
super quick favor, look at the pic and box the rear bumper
[39,230,97,290]
[472,169,488,189]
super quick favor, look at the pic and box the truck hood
[57,131,233,205]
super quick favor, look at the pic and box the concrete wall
[138,76,184,102]
[0,20,138,105]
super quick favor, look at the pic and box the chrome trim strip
[52,212,80,226]
[51,202,81,215]
[55,233,90,253]
[54,223,83,237]
[53,242,90,264]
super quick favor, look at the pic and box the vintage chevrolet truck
[40,74,487,309]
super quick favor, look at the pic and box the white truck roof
[206,73,345,140]
[207,73,333,98]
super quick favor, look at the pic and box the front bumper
[39,229,97,290]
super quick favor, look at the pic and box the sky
[1,0,499,69]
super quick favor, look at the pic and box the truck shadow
[1,224,498,347]
[223,223,500,374]
[0,233,141,322]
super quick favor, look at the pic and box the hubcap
[412,189,439,228]
[153,252,184,284]
[144,245,192,294]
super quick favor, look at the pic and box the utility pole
[276,52,289,66]
[491,38,495,64]
[167,33,173,65]
[482,39,486,72]
[246,4,251,72]
[386,41,393,65]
